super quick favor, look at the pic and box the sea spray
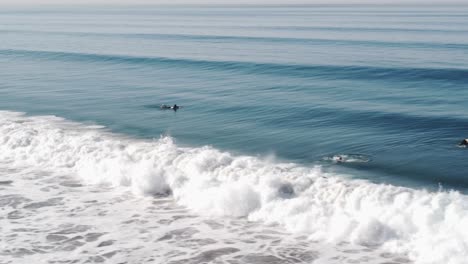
[1,110,468,264]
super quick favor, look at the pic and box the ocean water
[1,5,468,264]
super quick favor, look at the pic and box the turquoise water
[1,5,468,189]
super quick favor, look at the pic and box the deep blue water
[1,5,468,189]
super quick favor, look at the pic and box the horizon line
[2,2,468,7]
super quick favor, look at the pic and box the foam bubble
[1,110,468,264]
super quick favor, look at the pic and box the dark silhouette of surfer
[160,104,180,111]
[459,139,468,147]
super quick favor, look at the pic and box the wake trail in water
[1,110,468,264]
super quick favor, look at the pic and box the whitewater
[2,5,468,263]
[2,110,467,264]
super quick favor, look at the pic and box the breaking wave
[1,110,468,264]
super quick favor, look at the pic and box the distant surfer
[160,104,180,111]
[459,139,468,147]
[325,153,371,163]
[332,155,344,163]
[335,156,345,163]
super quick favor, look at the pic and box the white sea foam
[1,110,467,264]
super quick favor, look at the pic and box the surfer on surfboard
[459,139,468,147]
[160,104,181,111]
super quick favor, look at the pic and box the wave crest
[1,110,468,264]
[2,49,468,82]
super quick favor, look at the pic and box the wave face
[1,5,468,189]
[2,111,468,264]
[2,49,468,83]
[2,5,468,264]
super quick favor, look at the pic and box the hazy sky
[1,0,467,5]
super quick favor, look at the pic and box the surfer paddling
[160,104,180,111]
[459,139,468,147]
